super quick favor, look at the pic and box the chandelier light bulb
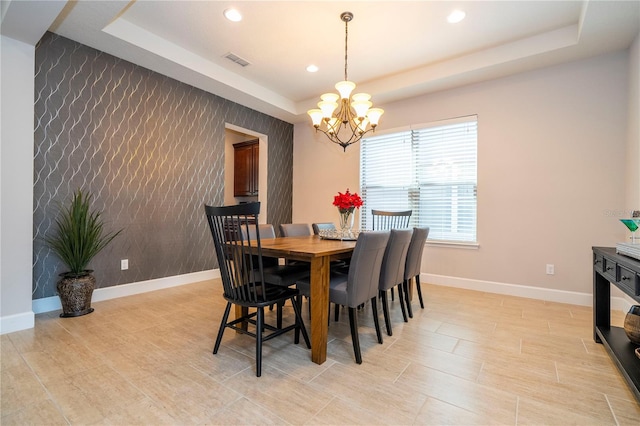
[318,100,338,118]
[320,93,340,103]
[366,108,384,126]
[307,109,324,127]
[351,100,372,118]
[351,93,371,102]
[335,81,356,99]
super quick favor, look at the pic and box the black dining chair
[242,223,310,328]
[297,231,389,364]
[378,229,413,335]
[371,209,412,230]
[403,227,430,318]
[204,202,310,377]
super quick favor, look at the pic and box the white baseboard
[4,270,634,335]
[423,273,635,313]
[31,269,220,314]
[0,311,35,335]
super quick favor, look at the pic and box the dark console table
[593,247,640,402]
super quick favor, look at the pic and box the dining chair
[371,209,412,230]
[371,209,412,302]
[279,223,312,237]
[297,231,390,364]
[378,229,413,336]
[242,223,310,328]
[403,227,430,318]
[204,202,310,377]
[312,222,337,235]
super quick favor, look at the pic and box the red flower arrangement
[333,189,363,213]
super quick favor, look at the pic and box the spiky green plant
[45,189,122,277]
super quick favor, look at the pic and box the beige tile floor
[2,280,639,425]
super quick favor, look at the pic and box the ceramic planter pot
[57,272,96,317]
[623,305,640,345]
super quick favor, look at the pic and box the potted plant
[45,189,122,317]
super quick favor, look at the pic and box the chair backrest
[242,224,276,239]
[279,223,312,237]
[344,231,390,307]
[404,227,430,280]
[379,229,413,291]
[312,222,336,235]
[371,209,412,230]
[205,202,267,303]
[242,224,278,267]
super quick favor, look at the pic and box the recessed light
[447,9,466,24]
[306,65,319,73]
[224,8,242,22]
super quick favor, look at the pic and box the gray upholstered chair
[403,227,430,318]
[298,231,389,363]
[204,202,310,377]
[371,209,412,302]
[312,222,337,235]
[378,229,413,335]
[279,223,312,237]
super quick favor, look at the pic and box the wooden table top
[256,235,356,260]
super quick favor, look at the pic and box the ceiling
[2,1,639,124]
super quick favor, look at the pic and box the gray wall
[32,33,294,299]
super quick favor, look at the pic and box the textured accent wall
[33,33,293,299]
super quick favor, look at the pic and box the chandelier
[307,12,384,151]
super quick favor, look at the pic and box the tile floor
[1,280,639,425]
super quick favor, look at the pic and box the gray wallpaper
[33,32,293,299]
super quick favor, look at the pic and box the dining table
[245,234,356,365]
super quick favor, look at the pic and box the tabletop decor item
[620,211,640,244]
[624,305,640,345]
[333,189,363,236]
[616,210,640,260]
[45,189,122,317]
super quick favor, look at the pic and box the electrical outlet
[546,264,554,275]
[121,259,129,270]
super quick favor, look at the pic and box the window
[360,115,477,243]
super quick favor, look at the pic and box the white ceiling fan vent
[223,52,251,67]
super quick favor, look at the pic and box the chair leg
[404,279,413,318]
[334,303,340,322]
[371,297,383,344]
[348,307,362,364]
[380,290,392,336]
[391,287,395,301]
[213,302,232,354]
[276,300,283,329]
[415,275,425,309]
[256,307,264,377]
[397,284,408,322]
[290,296,311,349]
[295,295,303,343]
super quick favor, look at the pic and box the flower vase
[339,208,355,236]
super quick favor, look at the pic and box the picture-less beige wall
[293,50,632,296]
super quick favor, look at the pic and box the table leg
[309,256,330,364]
[235,306,248,332]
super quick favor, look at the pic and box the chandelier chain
[344,18,349,81]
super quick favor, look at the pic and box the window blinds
[360,116,477,243]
